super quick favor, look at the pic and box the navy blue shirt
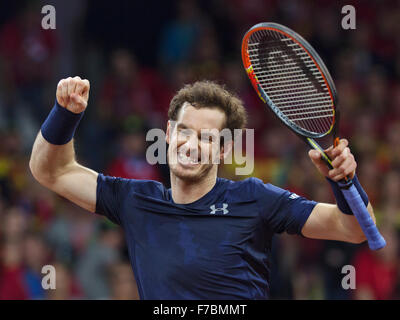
[95,174,317,299]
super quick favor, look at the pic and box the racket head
[242,22,338,139]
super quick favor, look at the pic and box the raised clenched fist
[56,76,90,114]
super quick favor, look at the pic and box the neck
[170,169,217,204]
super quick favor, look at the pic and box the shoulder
[221,177,288,201]
[97,173,167,199]
[226,177,288,196]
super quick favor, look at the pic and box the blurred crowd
[0,0,399,299]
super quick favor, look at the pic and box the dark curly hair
[168,81,248,135]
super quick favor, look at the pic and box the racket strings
[247,29,334,135]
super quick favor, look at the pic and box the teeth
[178,153,199,164]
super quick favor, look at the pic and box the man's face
[166,103,227,182]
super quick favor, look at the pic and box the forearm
[326,172,377,243]
[29,131,77,185]
[336,202,375,243]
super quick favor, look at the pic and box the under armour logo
[289,193,299,200]
[210,203,229,215]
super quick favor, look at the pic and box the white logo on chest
[210,203,229,215]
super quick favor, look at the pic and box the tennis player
[30,76,375,299]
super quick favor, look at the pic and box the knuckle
[334,148,342,157]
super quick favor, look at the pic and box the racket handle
[338,182,386,250]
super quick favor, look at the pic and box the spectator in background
[292,266,324,300]
[0,240,27,299]
[190,23,222,81]
[353,226,399,300]
[45,201,96,266]
[0,132,24,206]
[0,2,57,121]
[21,233,50,299]
[98,49,153,123]
[46,262,82,300]
[2,207,28,242]
[106,119,161,181]
[379,170,400,230]
[380,121,400,169]
[109,262,140,300]
[76,222,124,299]
[158,0,202,69]
[95,48,170,169]
[98,48,171,127]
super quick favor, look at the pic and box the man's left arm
[301,139,374,244]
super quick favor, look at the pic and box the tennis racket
[241,22,386,250]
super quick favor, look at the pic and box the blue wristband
[326,174,369,215]
[41,100,84,145]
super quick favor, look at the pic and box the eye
[201,135,216,143]
[178,129,191,137]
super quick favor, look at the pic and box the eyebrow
[176,122,219,139]
[176,123,188,130]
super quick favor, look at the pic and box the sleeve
[95,173,130,225]
[252,178,318,235]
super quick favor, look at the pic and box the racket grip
[339,183,386,250]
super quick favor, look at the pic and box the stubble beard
[169,161,215,183]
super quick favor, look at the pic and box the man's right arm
[29,76,98,213]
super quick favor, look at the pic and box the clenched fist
[56,76,90,114]
[308,138,357,181]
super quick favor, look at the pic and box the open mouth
[177,152,201,167]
